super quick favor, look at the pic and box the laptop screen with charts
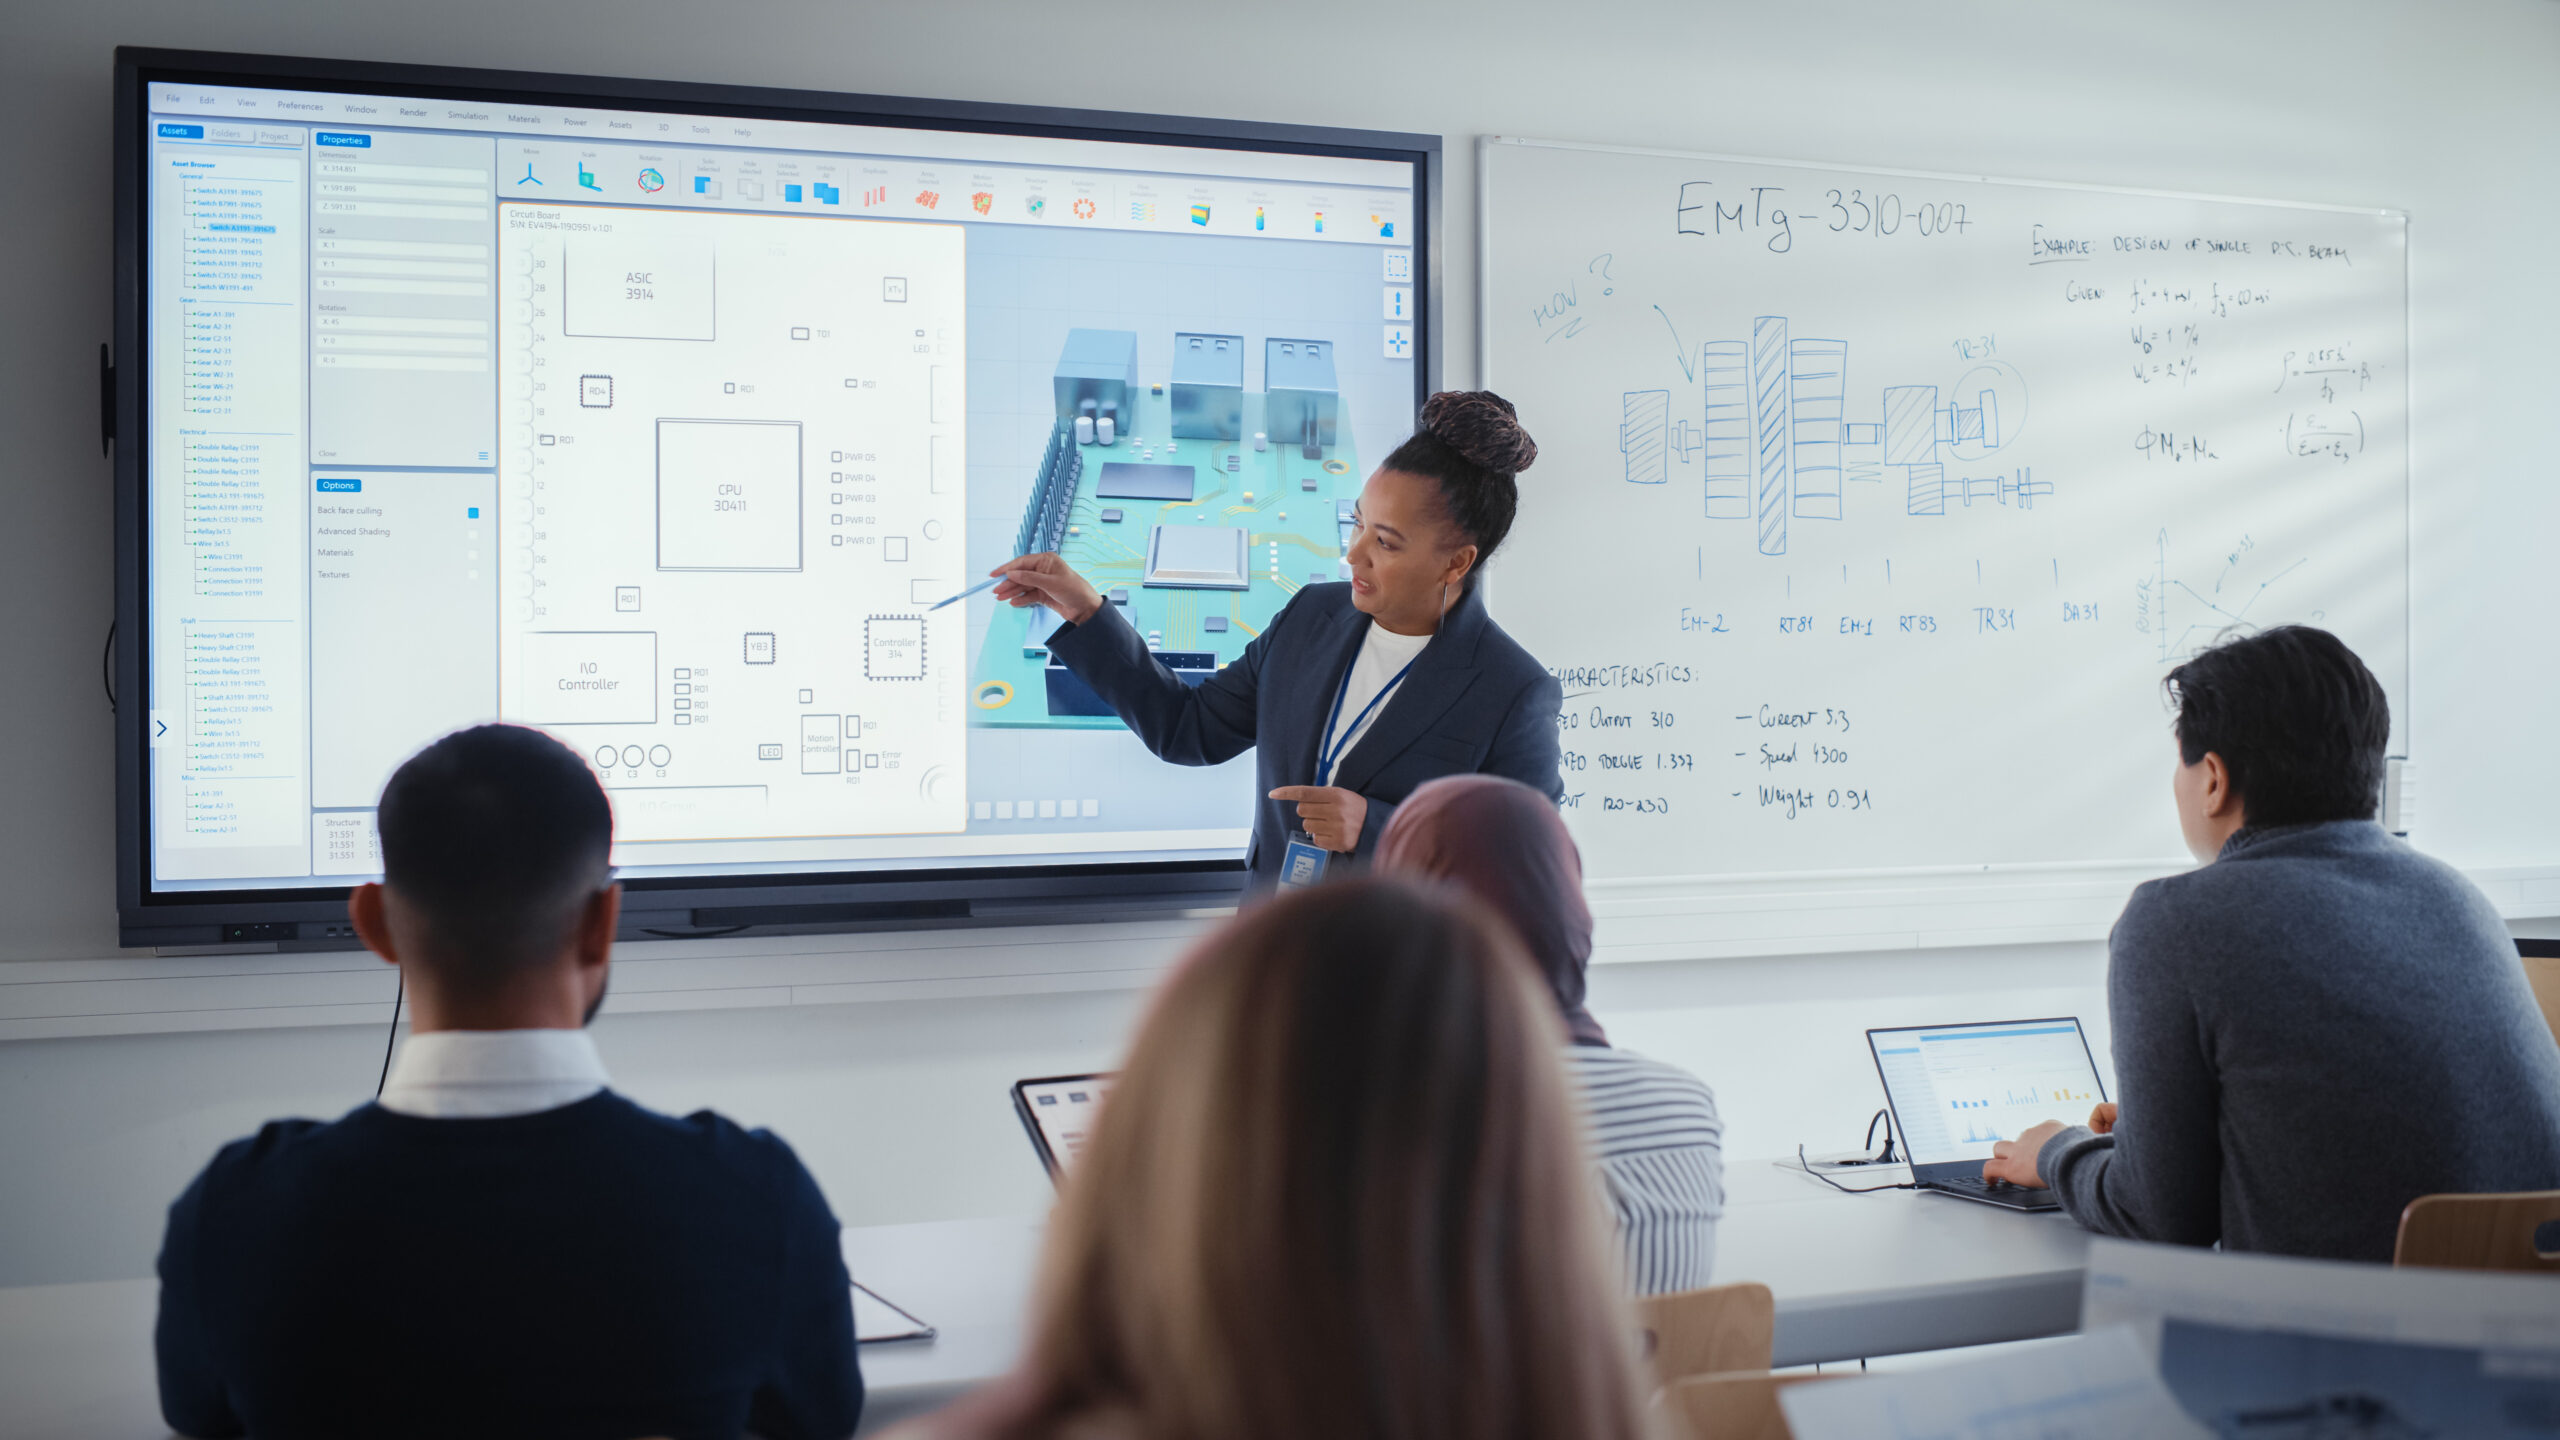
[1866,1018,2108,1208]
[1012,1074,1114,1183]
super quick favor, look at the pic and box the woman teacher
[989,391,1563,886]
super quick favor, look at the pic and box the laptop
[1865,1018,2109,1212]
[1011,1073,1114,1183]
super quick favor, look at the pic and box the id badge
[1278,832,1331,890]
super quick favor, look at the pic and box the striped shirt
[1564,1046,1726,1295]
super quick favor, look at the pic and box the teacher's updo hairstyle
[1382,390,1539,572]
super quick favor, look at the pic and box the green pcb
[969,387,1361,729]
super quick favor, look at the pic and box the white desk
[0,1162,2090,1439]
[843,1162,2091,1430]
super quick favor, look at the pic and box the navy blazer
[1046,580,1563,884]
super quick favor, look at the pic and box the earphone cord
[375,969,404,1100]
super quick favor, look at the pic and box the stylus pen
[927,577,1002,611]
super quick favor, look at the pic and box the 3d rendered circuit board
[969,330,1362,729]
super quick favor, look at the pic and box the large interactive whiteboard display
[1482,138,2408,927]
[112,49,1434,945]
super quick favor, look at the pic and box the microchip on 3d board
[1095,462,1196,501]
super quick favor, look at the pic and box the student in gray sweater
[1983,626,2560,1262]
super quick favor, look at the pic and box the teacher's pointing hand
[1269,786,1367,853]
[989,553,1104,626]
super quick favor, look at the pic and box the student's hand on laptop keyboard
[2087,1102,2118,1135]
[1981,1119,2068,1189]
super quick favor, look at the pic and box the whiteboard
[1481,137,2408,900]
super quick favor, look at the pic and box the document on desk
[2081,1235,2560,1436]
[2082,1233,2560,1352]
[1778,1326,2209,1440]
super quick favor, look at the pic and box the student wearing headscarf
[1377,774,1725,1294]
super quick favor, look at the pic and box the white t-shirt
[1318,621,1434,784]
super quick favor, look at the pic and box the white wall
[0,938,2111,1288]
[0,983,1146,1287]
[3,0,2555,1287]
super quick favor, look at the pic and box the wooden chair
[2394,1190,2560,1273]
[2519,942,2560,1044]
[1633,1281,1774,1386]
[1654,1370,1832,1440]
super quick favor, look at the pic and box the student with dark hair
[885,878,1654,1440]
[1983,627,2560,1261]
[990,391,1562,884]
[154,725,863,1440]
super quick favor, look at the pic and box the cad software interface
[142,77,1419,892]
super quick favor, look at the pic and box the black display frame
[112,46,1440,948]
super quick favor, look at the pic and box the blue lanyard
[1317,653,1420,788]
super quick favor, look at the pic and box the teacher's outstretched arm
[991,551,1291,767]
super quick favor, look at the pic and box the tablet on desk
[1013,1074,1114,1183]
[852,1279,935,1344]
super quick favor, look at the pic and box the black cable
[102,622,116,712]
[375,968,404,1099]
[1862,1106,1900,1163]
[1797,1144,1916,1195]
[640,924,748,939]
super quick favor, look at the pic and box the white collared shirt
[376,1028,611,1119]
